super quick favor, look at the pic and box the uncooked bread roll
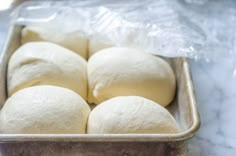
[87,96,178,134]
[0,85,91,134]
[7,42,87,100]
[21,26,88,58]
[88,39,112,57]
[88,47,176,107]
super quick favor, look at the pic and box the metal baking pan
[0,23,200,156]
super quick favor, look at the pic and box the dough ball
[7,42,87,100]
[87,96,178,134]
[88,39,112,58]
[21,26,88,58]
[0,85,91,134]
[88,47,176,107]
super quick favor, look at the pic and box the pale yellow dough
[88,47,176,107]
[7,42,87,100]
[88,39,112,58]
[87,96,178,134]
[21,26,88,58]
[0,86,91,134]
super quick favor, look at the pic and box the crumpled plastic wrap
[12,0,206,59]
[11,0,236,74]
[179,0,236,76]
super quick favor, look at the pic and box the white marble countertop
[0,1,236,155]
[187,58,236,156]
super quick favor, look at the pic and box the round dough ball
[88,47,176,107]
[0,85,91,134]
[21,26,88,58]
[87,96,178,134]
[88,39,112,58]
[7,42,87,100]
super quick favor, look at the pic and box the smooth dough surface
[88,47,176,107]
[88,39,112,58]
[21,26,88,58]
[87,96,178,134]
[7,42,87,100]
[0,85,91,134]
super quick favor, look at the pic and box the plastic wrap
[11,0,236,70]
[11,0,206,59]
[179,0,236,76]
